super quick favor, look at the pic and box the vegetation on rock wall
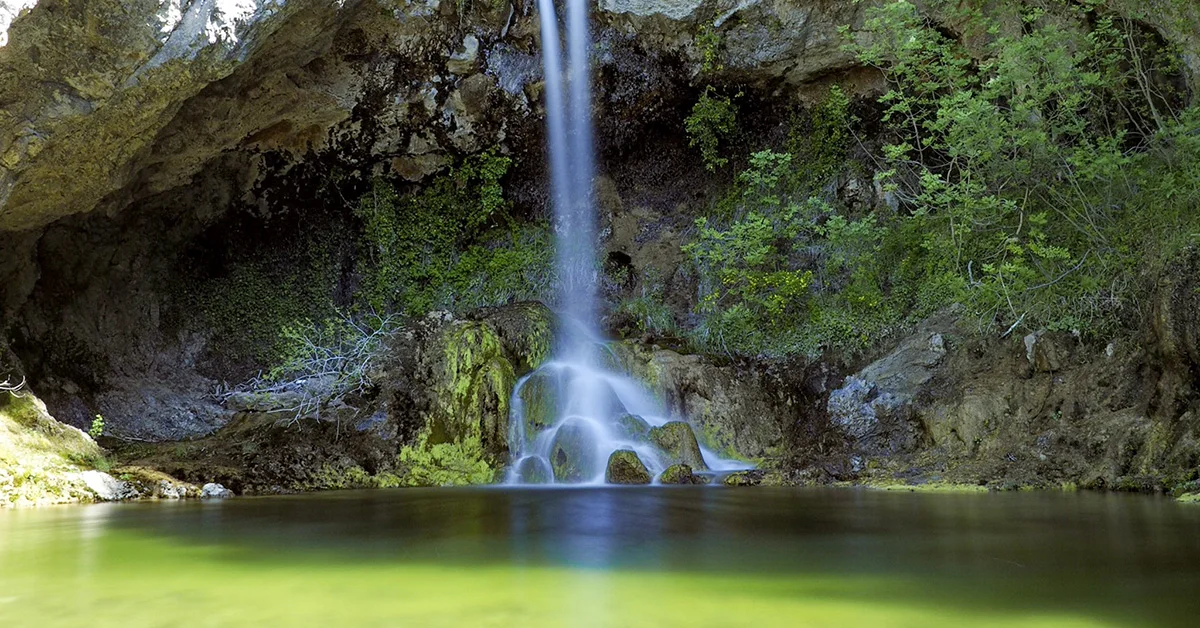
[852,0,1198,338]
[671,0,1199,359]
[355,150,553,316]
[179,229,343,367]
[685,86,739,171]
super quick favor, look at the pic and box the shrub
[685,86,739,171]
[847,0,1199,336]
[224,312,399,424]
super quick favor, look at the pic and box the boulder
[516,369,561,444]
[515,456,552,484]
[613,413,652,442]
[82,471,139,501]
[1024,331,1065,373]
[658,463,697,485]
[649,421,708,470]
[614,344,785,461]
[827,315,955,453]
[722,470,764,487]
[200,483,234,499]
[605,450,652,484]
[549,418,600,483]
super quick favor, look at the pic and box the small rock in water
[605,450,651,484]
[658,463,697,485]
[200,483,234,499]
[649,421,708,470]
[613,413,652,441]
[550,418,599,483]
[516,457,552,484]
[722,471,764,487]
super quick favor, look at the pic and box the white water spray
[508,0,745,484]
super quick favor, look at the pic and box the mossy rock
[472,302,554,375]
[649,421,708,471]
[517,368,561,444]
[612,413,652,442]
[605,449,651,484]
[429,321,516,460]
[549,418,599,483]
[515,456,553,484]
[722,470,764,487]
[0,392,107,507]
[659,463,697,485]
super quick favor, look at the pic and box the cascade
[507,0,744,484]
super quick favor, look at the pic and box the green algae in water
[2,488,1199,627]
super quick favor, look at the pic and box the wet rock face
[658,463,697,485]
[605,449,651,484]
[649,420,707,470]
[827,315,953,454]
[613,413,652,442]
[550,418,600,483]
[515,456,552,484]
[608,343,789,461]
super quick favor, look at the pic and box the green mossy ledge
[0,392,108,507]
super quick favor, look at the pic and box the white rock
[447,34,479,74]
[200,482,234,499]
[599,0,705,20]
[81,471,138,501]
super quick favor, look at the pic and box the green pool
[1,488,1197,627]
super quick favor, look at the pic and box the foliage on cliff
[355,151,553,316]
[679,0,1199,358]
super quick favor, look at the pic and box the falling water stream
[507,0,744,484]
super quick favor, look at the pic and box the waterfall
[507,0,745,484]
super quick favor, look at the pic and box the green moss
[437,322,515,446]
[1177,493,1200,504]
[397,435,494,487]
[178,229,341,366]
[355,151,553,317]
[659,463,697,485]
[649,422,708,471]
[305,464,403,491]
[604,449,652,484]
[867,481,990,494]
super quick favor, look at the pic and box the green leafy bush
[848,0,1199,335]
[685,86,739,171]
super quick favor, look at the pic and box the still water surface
[1,487,1198,627]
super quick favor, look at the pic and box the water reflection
[2,488,1199,627]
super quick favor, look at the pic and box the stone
[827,314,956,451]
[827,376,901,441]
[517,368,561,443]
[612,413,652,442]
[447,34,480,74]
[605,449,652,484]
[81,471,138,501]
[391,154,449,182]
[549,418,600,483]
[515,457,552,484]
[658,463,697,485]
[201,483,234,499]
[722,470,763,487]
[648,421,708,470]
[599,0,706,21]
[1024,331,1064,373]
[618,345,785,461]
